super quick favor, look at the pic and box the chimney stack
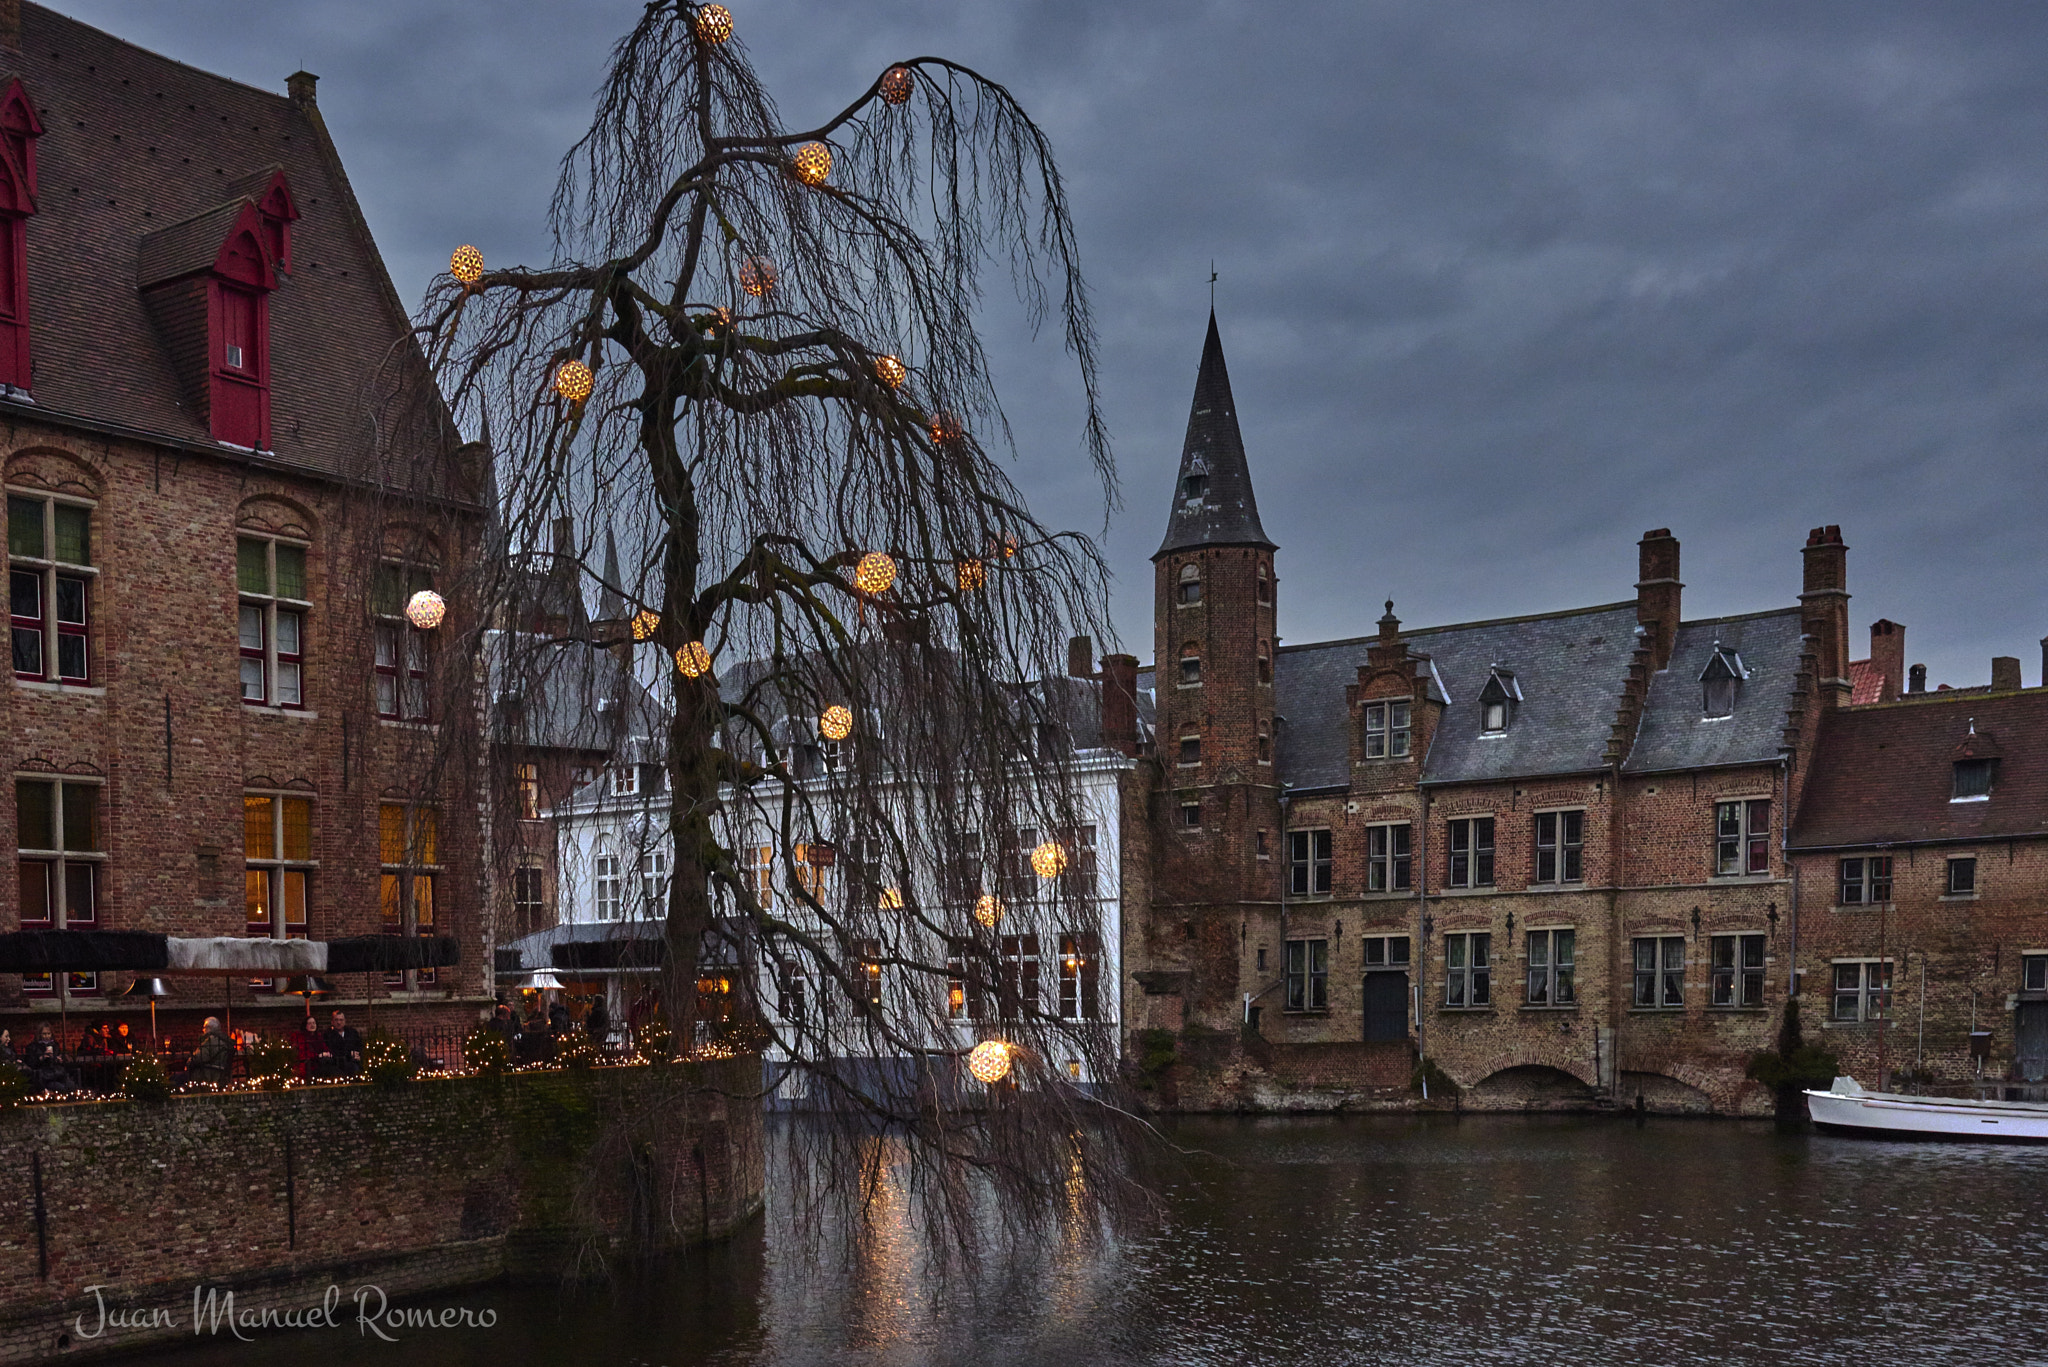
[1869,620,1904,703]
[2040,636,2048,688]
[1992,656,2022,693]
[1067,635,1095,680]
[1800,526,1851,707]
[1635,529,1682,672]
[1099,654,1139,757]
[1908,663,1927,694]
[287,71,319,106]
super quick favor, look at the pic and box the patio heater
[118,976,174,1053]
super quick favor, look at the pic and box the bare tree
[403,1,1151,1250]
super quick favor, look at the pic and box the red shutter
[209,280,270,449]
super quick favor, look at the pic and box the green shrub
[1132,1028,1177,1089]
[362,1033,416,1089]
[122,1052,171,1103]
[244,1037,297,1090]
[0,1063,30,1109]
[554,1030,598,1071]
[463,1024,511,1077]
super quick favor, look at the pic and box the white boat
[1805,1076,2048,1143]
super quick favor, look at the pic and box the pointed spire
[595,526,628,623]
[1154,310,1274,559]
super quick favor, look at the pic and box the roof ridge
[1274,599,1637,656]
[26,3,299,108]
[1676,605,1802,629]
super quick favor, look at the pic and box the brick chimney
[1869,620,1904,703]
[1067,634,1095,680]
[1635,529,1682,672]
[2040,636,2048,688]
[1909,663,1927,694]
[1992,656,2022,693]
[287,71,319,106]
[1800,526,1851,707]
[1099,654,1139,757]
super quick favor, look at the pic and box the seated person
[19,1022,70,1091]
[109,1021,135,1055]
[322,1010,364,1077]
[185,1017,235,1086]
[75,1021,114,1057]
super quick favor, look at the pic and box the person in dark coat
[322,1010,364,1077]
[547,995,572,1036]
[489,1003,517,1049]
[586,994,611,1052]
[0,1027,17,1068]
[109,1022,135,1055]
[185,1017,235,1085]
[20,1022,69,1090]
[292,1014,324,1079]
[515,1002,551,1064]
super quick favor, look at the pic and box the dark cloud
[52,0,2048,687]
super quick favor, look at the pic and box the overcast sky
[55,0,2048,688]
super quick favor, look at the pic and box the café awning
[0,930,460,975]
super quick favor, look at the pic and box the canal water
[144,1114,2048,1366]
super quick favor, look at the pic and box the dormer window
[1182,472,1208,501]
[0,80,43,393]
[1177,563,1201,605]
[1953,757,1995,801]
[1478,668,1520,735]
[1699,645,1746,718]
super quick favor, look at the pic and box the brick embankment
[0,1058,764,1364]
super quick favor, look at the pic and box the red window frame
[206,207,275,450]
[0,80,42,393]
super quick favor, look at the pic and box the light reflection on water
[142,1114,2048,1367]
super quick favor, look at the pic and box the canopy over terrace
[0,929,459,975]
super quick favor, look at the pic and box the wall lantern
[819,705,854,741]
[1031,841,1067,879]
[879,65,914,105]
[555,360,595,405]
[449,245,484,285]
[694,4,733,45]
[967,1039,1013,1084]
[404,590,446,630]
[675,641,713,678]
[791,142,833,187]
[854,551,897,594]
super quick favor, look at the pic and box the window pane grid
[10,495,92,684]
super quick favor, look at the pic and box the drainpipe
[1245,785,1294,1025]
[1781,756,1798,1005]
[1416,788,1431,1100]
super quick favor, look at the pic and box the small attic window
[1478,668,1519,735]
[1953,758,1995,801]
[1181,471,1208,501]
[1699,645,1745,718]
[1177,562,1201,605]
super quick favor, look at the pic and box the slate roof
[1790,688,2048,850]
[488,631,667,755]
[1622,609,1806,774]
[0,5,452,487]
[1154,312,1273,557]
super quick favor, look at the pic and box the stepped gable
[1,3,442,481]
[1623,608,1807,773]
[1153,310,1274,558]
[1790,688,2048,850]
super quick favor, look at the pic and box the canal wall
[0,1059,763,1364]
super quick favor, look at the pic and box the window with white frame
[1953,758,1995,801]
[611,763,640,798]
[236,535,308,707]
[1362,700,1411,759]
[999,934,1039,1018]
[1534,810,1583,883]
[639,847,669,916]
[512,865,546,926]
[1447,817,1494,888]
[1838,855,1891,905]
[1633,935,1684,1009]
[1058,931,1101,1019]
[778,958,808,1021]
[17,777,103,996]
[1178,735,1201,766]
[1285,938,1329,1011]
[1947,856,1977,895]
[371,562,433,721]
[1178,646,1201,686]
[594,839,621,920]
[1060,824,1098,900]
[1179,802,1201,830]
[1526,928,1576,1006]
[1288,828,1333,897]
[1366,823,1412,891]
[1444,932,1491,1007]
[9,492,92,685]
[746,844,774,911]
[2022,954,2048,994]
[515,763,540,820]
[1713,799,1770,876]
[1831,959,1891,1022]
[1710,933,1766,1007]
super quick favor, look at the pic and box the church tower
[1150,311,1280,1026]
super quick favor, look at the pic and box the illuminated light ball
[973,893,1003,927]
[694,4,733,44]
[928,411,962,447]
[1001,534,1020,559]
[1030,841,1067,880]
[956,558,986,592]
[674,641,713,678]
[819,704,854,741]
[967,1039,1013,1085]
[790,141,833,187]
[739,255,778,298]
[404,590,446,630]
[874,354,907,389]
[703,306,732,336]
[555,359,595,404]
[449,244,484,284]
[879,65,915,105]
[630,609,661,642]
[878,887,904,910]
[854,551,897,594]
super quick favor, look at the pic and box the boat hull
[1806,1088,2048,1143]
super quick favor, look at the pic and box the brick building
[1122,312,1920,1114]
[0,4,488,1044]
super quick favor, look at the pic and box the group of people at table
[0,1011,367,1091]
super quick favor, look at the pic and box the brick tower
[1149,311,1280,1030]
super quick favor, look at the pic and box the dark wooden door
[2017,1002,2048,1084]
[1364,972,1409,1043]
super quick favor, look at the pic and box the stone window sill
[1940,893,1979,902]
[1520,1004,1580,1013]
[1282,1009,1331,1017]
[1361,889,1416,900]
[13,679,105,697]
[1437,886,1500,897]
[1830,903,1892,913]
[246,704,320,720]
[1706,1007,1769,1015]
[1629,1006,1685,1015]
[1438,1006,1495,1015]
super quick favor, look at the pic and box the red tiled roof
[1790,689,2048,849]
[0,5,457,491]
[1847,657,1883,705]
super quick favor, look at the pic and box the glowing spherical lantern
[449,244,484,284]
[674,641,713,678]
[879,65,915,105]
[694,4,733,44]
[854,551,897,595]
[956,558,986,592]
[973,893,1003,927]
[404,590,447,630]
[878,887,904,910]
[929,411,962,447]
[739,255,777,298]
[967,1039,1013,1084]
[630,609,660,642]
[1001,533,1020,559]
[819,705,853,741]
[703,306,732,336]
[1030,841,1067,880]
[874,354,907,389]
[555,359,595,405]
[790,141,833,186]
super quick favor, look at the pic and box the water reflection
[140,1114,2048,1367]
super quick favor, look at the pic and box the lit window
[378,802,440,986]
[1058,932,1101,1019]
[1632,936,1684,1009]
[244,792,313,990]
[1710,933,1766,1008]
[9,493,92,685]
[515,763,540,819]
[17,777,103,997]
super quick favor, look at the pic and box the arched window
[1177,562,1202,605]
[1257,564,1271,605]
[594,839,621,921]
[1179,644,1201,685]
